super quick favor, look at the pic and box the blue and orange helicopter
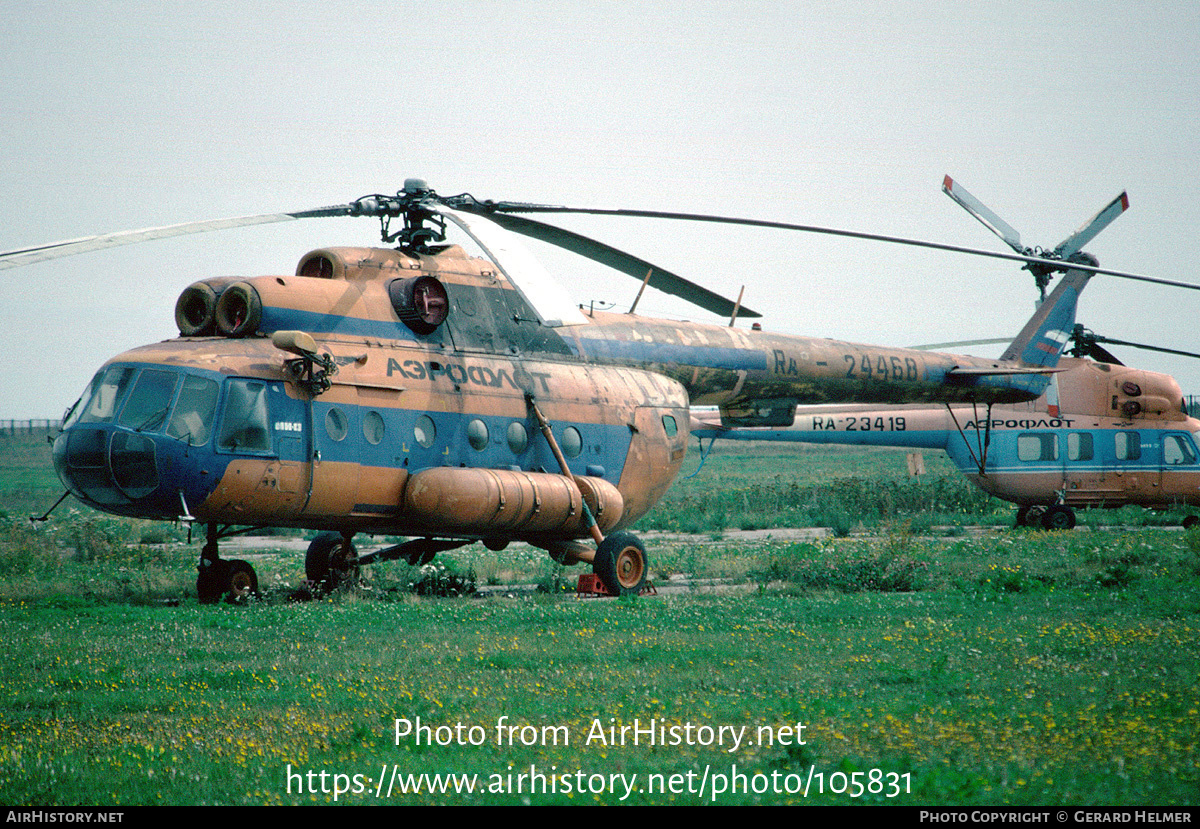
[2,177,1181,600]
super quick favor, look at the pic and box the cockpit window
[217,379,272,452]
[62,371,104,430]
[118,369,179,432]
[167,376,220,445]
[79,367,135,424]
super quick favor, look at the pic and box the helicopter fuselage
[698,358,1200,525]
[51,243,1069,549]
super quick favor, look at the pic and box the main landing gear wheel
[592,531,648,596]
[306,532,360,590]
[1040,504,1077,531]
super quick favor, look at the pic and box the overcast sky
[2,1,1197,418]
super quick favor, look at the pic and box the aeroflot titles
[963,418,1076,430]
[386,358,552,394]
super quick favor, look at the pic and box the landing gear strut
[527,395,649,598]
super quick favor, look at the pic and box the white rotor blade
[908,338,1011,351]
[0,206,352,270]
[1054,191,1129,259]
[430,204,589,327]
[941,175,1024,253]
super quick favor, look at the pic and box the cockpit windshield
[64,365,220,446]
[118,369,179,432]
[78,366,135,425]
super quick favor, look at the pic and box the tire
[306,532,359,589]
[1040,504,1076,531]
[226,559,259,601]
[1016,505,1046,527]
[592,531,648,596]
[197,559,231,605]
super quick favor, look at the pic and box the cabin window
[561,426,583,458]
[325,408,348,442]
[118,369,179,433]
[1017,432,1058,462]
[1067,432,1093,462]
[507,422,529,455]
[363,411,385,445]
[467,419,489,451]
[414,415,436,449]
[662,415,678,437]
[217,380,271,452]
[167,375,219,445]
[1115,431,1141,461]
[1163,434,1197,465]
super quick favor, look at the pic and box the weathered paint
[53,240,1082,548]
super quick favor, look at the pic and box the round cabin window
[414,415,436,448]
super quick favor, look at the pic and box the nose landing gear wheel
[592,531,648,596]
[197,559,230,605]
[226,559,259,601]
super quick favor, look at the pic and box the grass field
[1,431,1197,806]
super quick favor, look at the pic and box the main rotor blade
[427,204,589,327]
[1080,342,1125,365]
[1089,335,1200,362]
[908,337,1012,351]
[1054,191,1130,259]
[941,175,1024,253]
[477,211,762,319]
[470,201,1200,292]
[0,205,355,270]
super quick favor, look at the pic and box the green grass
[1,433,1198,806]
[0,427,62,520]
[637,441,1016,534]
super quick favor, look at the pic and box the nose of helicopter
[53,426,178,517]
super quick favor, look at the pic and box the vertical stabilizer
[999,260,1094,367]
